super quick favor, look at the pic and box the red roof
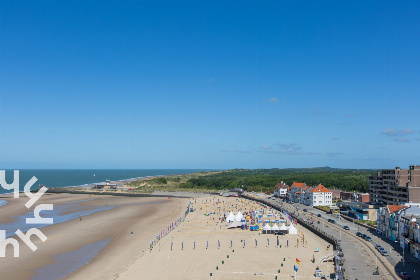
[291,182,305,188]
[387,205,407,214]
[310,184,331,193]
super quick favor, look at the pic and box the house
[287,182,309,203]
[397,204,420,260]
[377,205,407,241]
[273,182,289,198]
[302,184,333,206]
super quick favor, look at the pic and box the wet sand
[0,193,189,280]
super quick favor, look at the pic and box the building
[340,192,370,203]
[369,165,420,205]
[273,182,289,198]
[376,205,407,241]
[338,202,380,221]
[397,204,420,260]
[330,189,342,201]
[302,184,333,206]
[287,182,309,203]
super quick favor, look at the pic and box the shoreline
[0,193,191,280]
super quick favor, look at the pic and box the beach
[0,193,334,279]
[0,193,189,280]
[119,195,335,280]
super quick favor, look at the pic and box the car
[317,214,321,217]
[375,244,383,250]
[303,209,307,212]
[330,220,336,224]
[379,249,388,256]
[356,232,362,237]
[343,225,349,230]
[274,231,286,235]
[365,236,372,242]
[327,219,332,223]
[376,229,383,234]
[400,271,410,279]
[361,234,367,239]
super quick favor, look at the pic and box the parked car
[317,214,321,217]
[375,244,383,251]
[356,232,362,237]
[361,234,367,239]
[376,229,383,234]
[330,220,336,224]
[327,219,332,223]
[343,225,349,230]
[400,271,411,279]
[275,231,286,235]
[303,209,307,212]
[365,236,372,242]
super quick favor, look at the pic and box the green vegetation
[315,206,331,212]
[355,220,377,226]
[125,167,377,193]
[180,167,377,193]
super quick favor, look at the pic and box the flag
[294,265,298,272]
[296,258,301,264]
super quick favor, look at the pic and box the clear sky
[0,0,419,169]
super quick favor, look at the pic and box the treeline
[180,167,377,193]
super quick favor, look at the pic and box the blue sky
[0,0,419,169]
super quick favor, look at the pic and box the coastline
[0,193,192,280]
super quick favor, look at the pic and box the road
[253,196,406,280]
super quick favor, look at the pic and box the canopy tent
[288,223,297,235]
[226,212,235,223]
[234,211,244,221]
[227,220,243,229]
[262,224,272,234]
[279,223,288,231]
[271,224,280,233]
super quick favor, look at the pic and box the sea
[0,169,212,195]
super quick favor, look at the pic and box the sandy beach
[119,195,335,280]
[0,193,334,279]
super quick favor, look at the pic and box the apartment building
[369,165,420,205]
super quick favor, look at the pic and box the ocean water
[0,169,211,194]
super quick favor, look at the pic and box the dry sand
[0,194,334,280]
[119,195,335,280]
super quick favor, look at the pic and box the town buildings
[287,182,333,206]
[376,203,420,260]
[369,165,420,205]
[340,192,370,203]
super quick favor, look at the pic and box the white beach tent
[279,223,288,234]
[288,223,297,235]
[226,212,235,223]
[271,224,280,233]
[227,220,243,229]
[262,224,272,234]
[234,211,244,221]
